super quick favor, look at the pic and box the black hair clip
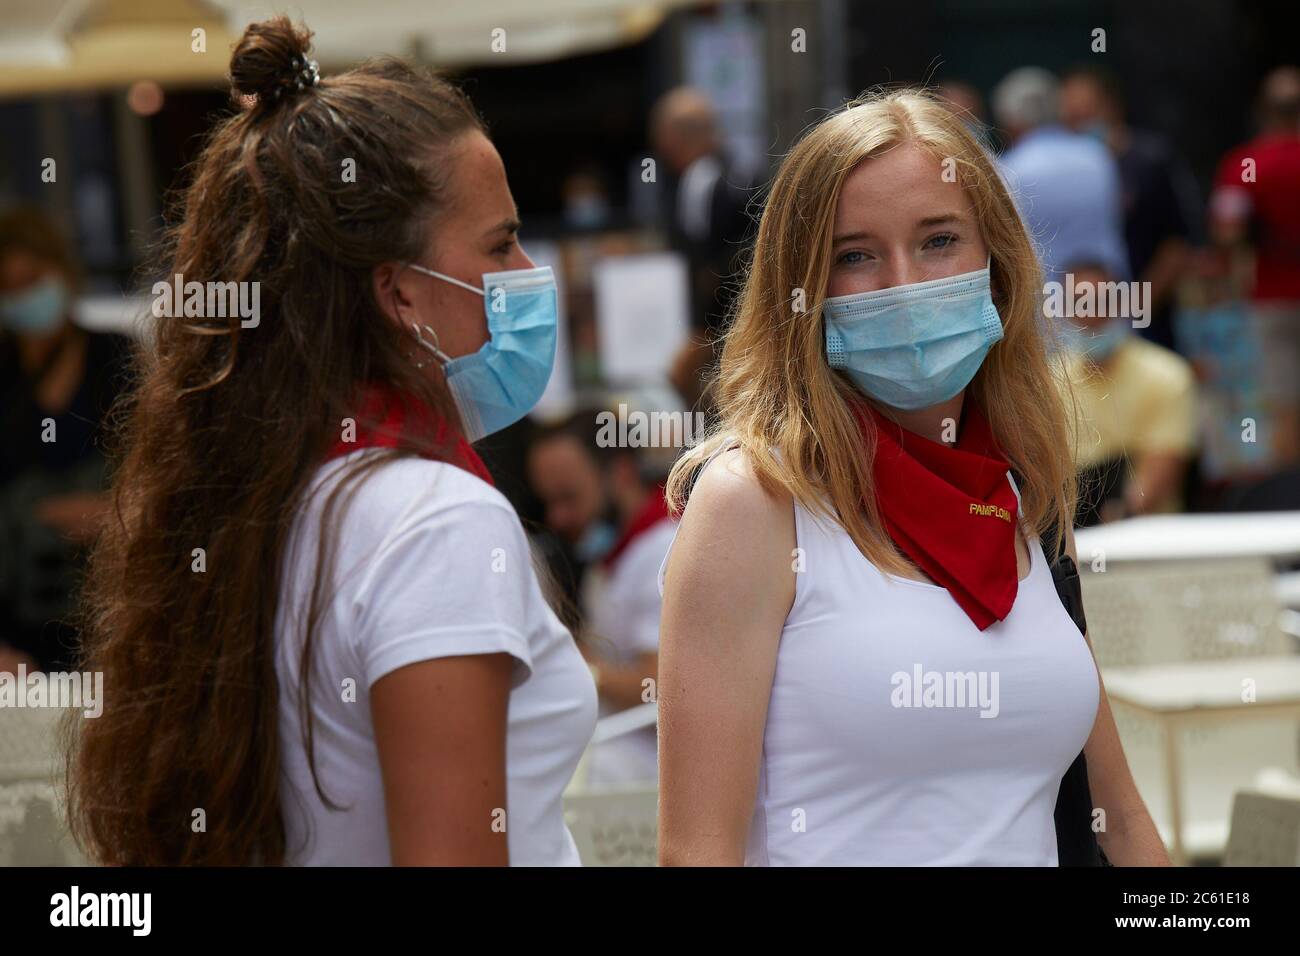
[291,55,320,91]
[269,55,320,100]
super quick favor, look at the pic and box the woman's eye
[837,250,867,265]
[925,233,959,250]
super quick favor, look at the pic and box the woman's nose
[878,255,925,291]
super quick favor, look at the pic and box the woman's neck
[875,392,965,446]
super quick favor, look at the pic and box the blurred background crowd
[1,0,1299,862]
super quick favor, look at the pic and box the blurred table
[1075,513,1300,565]
[1102,656,1300,865]
[1277,572,1300,610]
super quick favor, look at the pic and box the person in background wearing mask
[993,67,1129,287]
[527,409,620,575]
[0,206,131,674]
[1210,65,1300,468]
[1055,259,1197,526]
[68,18,596,866]
[657,90,1166,866]
[560,165,613,233]
[1059,65,1201,353]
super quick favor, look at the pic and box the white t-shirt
[583,518,676,787]
[274,452,598,865]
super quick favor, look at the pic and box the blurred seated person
[527,405,676,786]
[0,206,132,673]
[1057,262,1196,525]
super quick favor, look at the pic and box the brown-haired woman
[67,18,597,865]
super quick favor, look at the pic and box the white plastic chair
[1080,556,1300,862]
[1223,788,1300,866]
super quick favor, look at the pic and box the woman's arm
[1065,525,1172,865]
[371,653,514,865]
[657,449,796,865]
[1125,451,1189,517]
[34,490,113,544]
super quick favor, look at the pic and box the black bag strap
[1010,469,1109,865]
[1012,469,1088,637]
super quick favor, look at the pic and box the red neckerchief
[858,399,1019,630]
[325,382,495,486]
[601,483,671,571]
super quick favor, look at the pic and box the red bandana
[601,483,672,571]
[325,382,495,486]
[858,399,1019,630]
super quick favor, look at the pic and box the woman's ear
[987,255,1004,304]
[372,262,412,327]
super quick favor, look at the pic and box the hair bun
[230,16,319,107]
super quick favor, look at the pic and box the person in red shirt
[1210,66,1300,464]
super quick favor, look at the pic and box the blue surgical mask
[574,519,617,563]
[0,277,69,333]
[406,263,558,442]
[822,263,1004,410]
[564,195,610,230]
[1082,121,1109,144]
[1065,317,1128,362]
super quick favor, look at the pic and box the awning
[0,0,703,98]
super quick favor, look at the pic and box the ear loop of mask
[402,262,485,369]
[406,262,486,297]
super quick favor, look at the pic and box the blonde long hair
[666,88,1077,576]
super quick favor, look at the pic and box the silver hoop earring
[409,323,451,369]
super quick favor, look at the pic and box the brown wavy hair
[65,17,485,864]
[667,89,1079,573]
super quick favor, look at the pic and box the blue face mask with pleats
[407,263,558,442]
[821,262,1004,411]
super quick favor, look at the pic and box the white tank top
[660,459,1100,866]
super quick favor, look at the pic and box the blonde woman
[656,90,1168,866]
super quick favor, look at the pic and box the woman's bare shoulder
[673,445,795,574]
[664,445,796,632]
[688,446,791,522]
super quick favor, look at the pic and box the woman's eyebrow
[484,216,522,238]
[831,229,875,246]
[917,213,966,228]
